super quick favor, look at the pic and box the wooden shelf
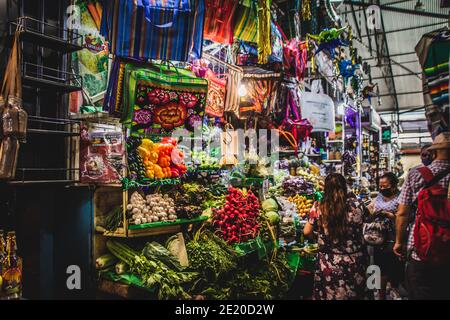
[101,216,207,238]
[102,228,127,238]
[127,224,182,238]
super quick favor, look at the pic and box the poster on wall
[300,92,335,132]
[70,0,109,113]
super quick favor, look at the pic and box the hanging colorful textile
[224,68,243,115]
[416,28,449,106]
[125,64,208,135]
[203,0,238,44]
[204,70,227,117]
[234,1,258,43]
[100,0,205,62]
[307,27,348,60]
[302,0,311,21]
[270,21,284,64]
[192,60,228,117]
[257,0,271,64]
[239,78,277,117]
[236,41,259,66]
[283,38,308,80]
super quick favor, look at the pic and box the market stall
[3,0,439,301]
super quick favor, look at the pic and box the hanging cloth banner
[300,91,335,132]
[100,0,205,62]
[203,0,238,44]
[257,0,271,64]
[234,2,258,43]
[204,69,227,118]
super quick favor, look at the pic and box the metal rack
[9,16,83,53]
[8,11,83,184]
[22,62,82,92]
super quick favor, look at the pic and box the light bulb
[238,84,248,97]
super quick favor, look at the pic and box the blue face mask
[422,158,432,166]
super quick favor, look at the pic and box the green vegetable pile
[106,240,198,300]
[186,230,241,281]
[196,251,293,300]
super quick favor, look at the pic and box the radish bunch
[212,187,261,244]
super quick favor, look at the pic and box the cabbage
[264,211,280,225]
[262,198,278,212]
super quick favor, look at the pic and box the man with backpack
[394,132,450,300]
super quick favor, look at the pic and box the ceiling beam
[363,51,416,60]
[370,72,422,80]
[343,1,449,19]
[378,90,423,97]
[358,21,447,38]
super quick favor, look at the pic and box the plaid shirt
[398,160,450,260]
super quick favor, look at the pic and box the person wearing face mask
[367,172,402,299]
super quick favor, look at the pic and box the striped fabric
[234,3,258,43]
[203,0,237,44]
[100,0,205,62]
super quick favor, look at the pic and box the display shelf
[28,115,81,136]
[327,140,344,144]
[10,17,83,53]
[102,217,207,238]
[121,177,181,190]
[22,62,82,92]
[7,179,78,185]
[127,225,182,237]
[70,112,114,121]
[97,278,153,299]
[102,228,128,238]
[322,160,342,163]
[128,216,208,230]
[278,149,298,154]
[305,153,321,157]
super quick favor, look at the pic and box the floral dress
[309,199,371,300]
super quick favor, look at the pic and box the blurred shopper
[366,172,402,300]
[304,173,371,300]
[394,133,450,300]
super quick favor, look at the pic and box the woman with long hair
[304,173,371,300]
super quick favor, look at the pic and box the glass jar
[0,136,20,180]
[2,96,28,141]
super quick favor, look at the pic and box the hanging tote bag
[123,62,208,135]
[100,0,205,62]
[204,69,227,118]
[0,29,27,180]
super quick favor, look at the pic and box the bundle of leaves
[186,230,241,281]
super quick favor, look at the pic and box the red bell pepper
[170,167,180,178]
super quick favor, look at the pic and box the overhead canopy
[336,0,448,136]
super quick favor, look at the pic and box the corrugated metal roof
[338,0,448,130]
